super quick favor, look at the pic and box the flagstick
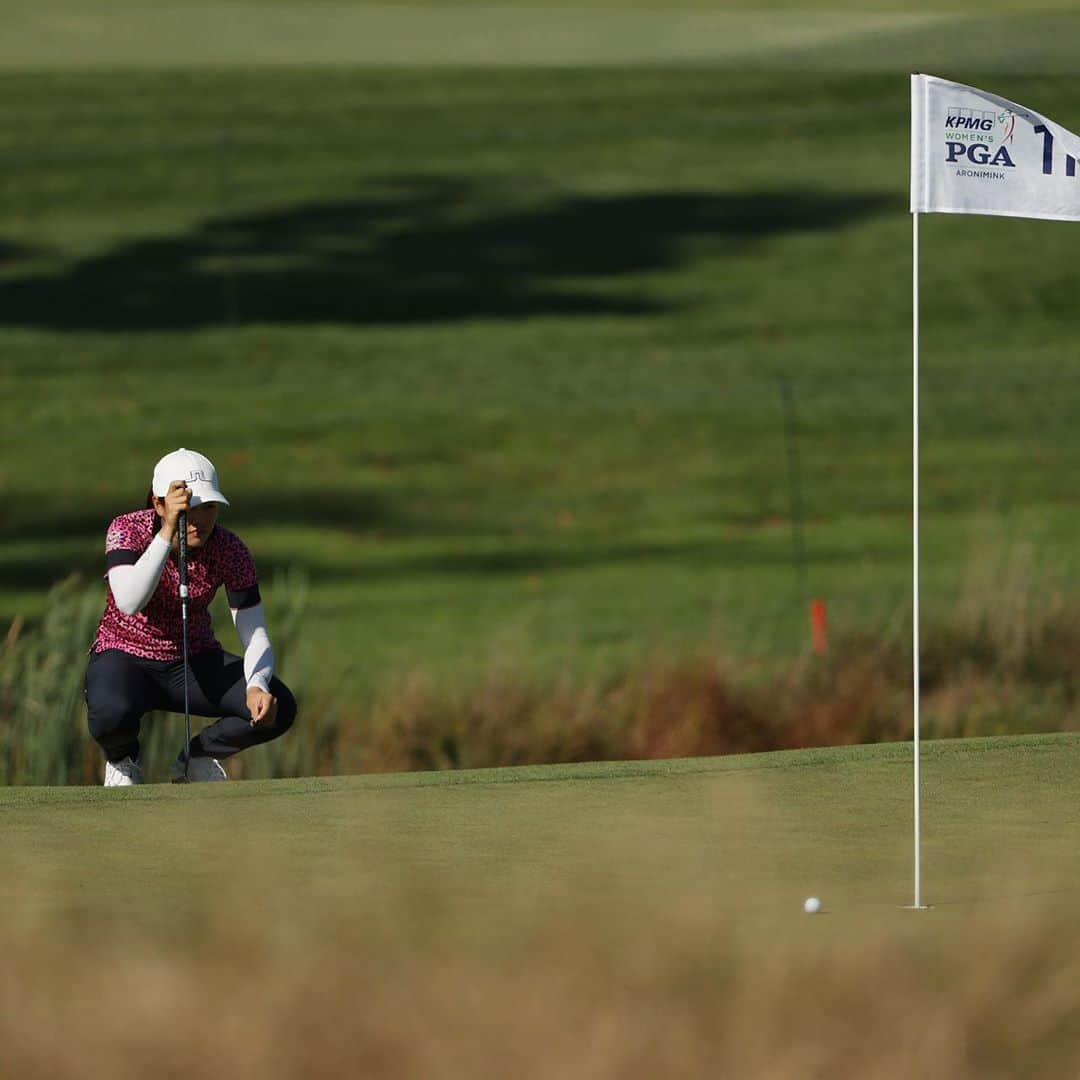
[909,210,928,911]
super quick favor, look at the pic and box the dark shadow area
[0,498,876,595]
[0,490,395,590]
[0,181,896,330]
[0,490,393,546]
[0,531,867,596]
[1,556,104,591]
[0,240,42,266]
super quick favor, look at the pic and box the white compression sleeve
[107,534,172,615]
[231,603,275,692]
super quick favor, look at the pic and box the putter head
[170,752,193,784]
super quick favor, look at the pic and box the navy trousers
[85,647,296,764]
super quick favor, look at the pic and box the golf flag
[907,76,1079,910]
[911,73,1080,222]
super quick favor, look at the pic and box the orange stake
[810,599,828,655]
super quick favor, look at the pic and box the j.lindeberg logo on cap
[152,448,229,505]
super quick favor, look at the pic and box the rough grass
[7,902,1080,1078]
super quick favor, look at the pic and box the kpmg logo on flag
[943,102,1016,174]
[945,106,995,132]
[944,106,1015,143]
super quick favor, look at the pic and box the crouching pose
[85,448,297,785]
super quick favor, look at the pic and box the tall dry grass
[359,648,909,774]
[0,575,103,786]
[3,864,1080,1079]
[360,544,1080,773]
[918,543,1080,737]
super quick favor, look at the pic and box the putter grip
[177,510,189,600]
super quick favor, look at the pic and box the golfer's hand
[247,687,277,727]
[160,480,191,541]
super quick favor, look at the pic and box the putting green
[5,734,1080,941]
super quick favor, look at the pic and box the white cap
[152,448,230,507]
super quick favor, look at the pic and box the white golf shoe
[170,751,228,783]
[104,756,143,787]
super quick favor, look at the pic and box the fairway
[6,61,1080,706]
[2,1,1078,71]
[6,4,1080,771]
[4,0,1080,715]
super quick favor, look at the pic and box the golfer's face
[185,502,219,548]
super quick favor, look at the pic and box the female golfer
[85,448,297,785]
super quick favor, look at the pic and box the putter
[175,507,192,783]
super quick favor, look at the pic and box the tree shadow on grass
[0,240,42,266]
[0,483,870,595]
[0,489,397,591]
[0,529,861,597]
[0,180,896,330]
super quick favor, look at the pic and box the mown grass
[5,65,1080,704]
[4,12,1080,707]
[3,0,1079,71]
[6,736,1080,1075]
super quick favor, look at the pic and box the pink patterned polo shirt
[92,509,261,661]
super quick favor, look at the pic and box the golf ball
[803,897,822,914]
